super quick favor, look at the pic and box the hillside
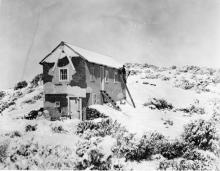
[0,64,220,170]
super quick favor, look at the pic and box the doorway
[69,97,81,119]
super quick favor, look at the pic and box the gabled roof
[40,41,122,69]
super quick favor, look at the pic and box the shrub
[161,76,170,81]
[0,141,8,163]
[163,119,174,126]
[183,149,216,162]
[177,105,205,115]
[9,131,22,138]
[160,139,187,159]
[172,65,177,69]
[3,140,76,169]
[76,118,127,139]
[75,139,112,170]
[25,124,37,132]
[112,132,139,161]
[31,73,42,87]
[14,81,28,90]
[22,99,35,104]
[86,108,107,120]
[158,150,216,170]
[0,91,5,100]
[51,125,68,133]
[144,98,173,110]
[112,132,167,161]
[24,110,39,120]
[138,132,167,159]
[33,93,43,100]
[182,119,219,152]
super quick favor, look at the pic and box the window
[55,101,60,107]
[59,68,68,81]
[90,67,95,81]
[114,72,119,83]
[105,70,109,82]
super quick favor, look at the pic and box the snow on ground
[0,64,220,170]
[92,70,219,139]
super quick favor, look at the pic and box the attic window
[90,67,95,81]
[59,68,68,81]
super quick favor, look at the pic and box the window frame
[105,70,109,83]
[90,67,95,82]
[59,68,69,82]
[114,71,119,83]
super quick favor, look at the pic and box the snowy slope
[0,63,220,170]
[92,64,220,139]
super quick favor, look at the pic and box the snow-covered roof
[40,41,122,69]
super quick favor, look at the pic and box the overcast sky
[0,0,220,89]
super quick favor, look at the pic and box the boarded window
[59,68,68,81]
[114,71,119,83]
[105,70,109,82]
[90,67,95,81]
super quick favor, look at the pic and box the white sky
[0,0,220,89]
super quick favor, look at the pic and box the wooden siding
[41,54,125,120]
[85,61,125,106]
[44,94,68,120]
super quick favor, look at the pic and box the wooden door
[100,66,105,90]
[69,98,79,119]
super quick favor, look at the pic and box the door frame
[67,96,82,120]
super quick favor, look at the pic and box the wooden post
[120,75,136,108]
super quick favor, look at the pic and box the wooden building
[39,41,126,120]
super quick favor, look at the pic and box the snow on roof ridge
[64,42,122,69]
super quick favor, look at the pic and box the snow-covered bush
[7,131,22,138]
[0,91,5,100]
[14,81,28,90]
[0,141,9,163]
[138,132,167,159]
[33,93,43,101]
[158,150,216,170]
[160,139,187,159]
[176,104,205,115]
[86,108,107,120]
[2,139,76,170]
[51,125,67,134]
[0,100,16,113]
[112,132,139,161]
[25,124,37,132]
[174,79,195,90]
[24,110,39,120]
[172,65,177,70]
[143,98,173,110]
[76,118,127,139]
[182,119,219,152]
[30,73,42,87]
[161,76,170,81]
[22,98,35,104]
[112,132,167,161]
[144,73,160,79]
[75,139,112,170]
[163,119,174,126]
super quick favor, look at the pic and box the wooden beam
[120,75,136,108]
